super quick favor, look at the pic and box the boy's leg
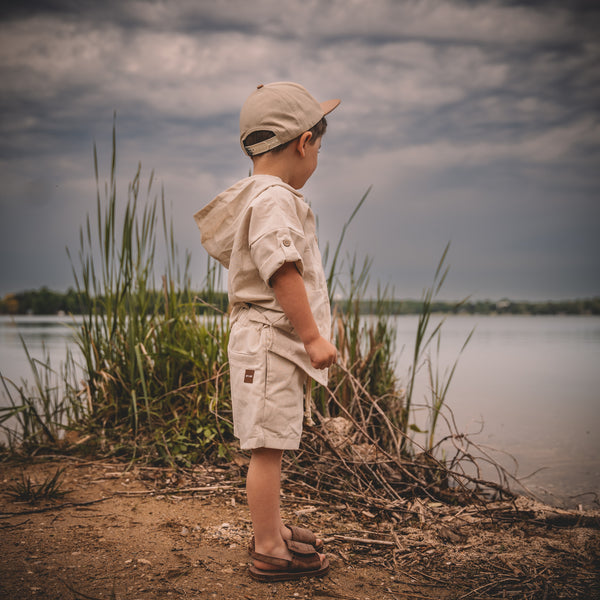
[247,447,325,571]
[247,447,291,569]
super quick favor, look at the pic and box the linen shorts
[228,310,305,450]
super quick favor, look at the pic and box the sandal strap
[249,549,289,568]
[286,539,316,555]
[286,524,318,545]
[285,539,322,571]
[249,538,321,571]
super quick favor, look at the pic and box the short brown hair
[243,117,327,156]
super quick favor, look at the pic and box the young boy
[194,82,339,581]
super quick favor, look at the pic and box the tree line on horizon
[0,286,229,317]
[1,286,599,316]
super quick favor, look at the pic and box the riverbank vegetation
[2,131,599,600]
[3,287,598,316]
[0,127,562,512]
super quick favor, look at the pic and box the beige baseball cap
[240,82,340,156]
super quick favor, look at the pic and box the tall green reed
[424,326,474,452]
[0,338,81,452]
[400,243,473,452]
[64,124,231,464]
[320,204,470,459]
[317,190,404,452]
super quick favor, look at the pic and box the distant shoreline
[1,286,599,316]
[348,297,600,316]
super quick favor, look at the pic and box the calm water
[0,315,83,384]
[393,314,600,508]
[1,314,599,508]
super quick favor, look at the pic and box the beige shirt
[194,174,331,386]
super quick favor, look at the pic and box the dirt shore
[1,457,598,600]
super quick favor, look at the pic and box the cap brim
[320,99,341,116]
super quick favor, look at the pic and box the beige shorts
[228,310,305,450]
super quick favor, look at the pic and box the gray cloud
[0,0,598,300]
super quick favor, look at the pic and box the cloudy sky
[1,0,598,301]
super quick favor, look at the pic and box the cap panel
[240,82,340,156]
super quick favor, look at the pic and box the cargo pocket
[227,318,269,448]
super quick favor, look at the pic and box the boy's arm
[270,262,337,370]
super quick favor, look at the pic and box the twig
[58,578,107,600]
[0,518,30,529]
[113,484,237,496]
[458,578,509,599]
[333,534,396,547]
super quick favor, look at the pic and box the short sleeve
[248,190,306,285]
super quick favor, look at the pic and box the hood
[193,175,301,268]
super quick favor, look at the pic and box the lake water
[393,314,600,509]
[1,314,599,509]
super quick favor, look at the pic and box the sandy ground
[1,457,599,600]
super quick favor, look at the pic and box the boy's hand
[271,262,337,369]
[304,336,337,370]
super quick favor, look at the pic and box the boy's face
[290,135,321,190]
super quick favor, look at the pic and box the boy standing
[194,82,339,581]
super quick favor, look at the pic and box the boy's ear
[296,131,313,157]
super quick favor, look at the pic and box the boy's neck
[251,145,296,187]
[250,131,315,191]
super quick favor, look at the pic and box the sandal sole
[248,557,330,582]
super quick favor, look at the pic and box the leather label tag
[244,369,255,384]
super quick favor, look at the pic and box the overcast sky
[1,0,598,301]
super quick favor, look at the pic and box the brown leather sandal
[285,524,324,552]
[248,538,330,582]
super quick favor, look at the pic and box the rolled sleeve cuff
[252,230,305,285]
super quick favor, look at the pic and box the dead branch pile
[283,364,522,521]
[276,362,600,598]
